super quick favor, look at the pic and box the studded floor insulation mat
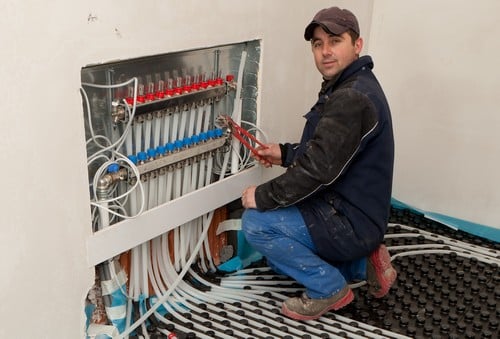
[134,208,499,339]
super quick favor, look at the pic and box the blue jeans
[241,206,366,299]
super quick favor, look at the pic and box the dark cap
[304,7,359,41]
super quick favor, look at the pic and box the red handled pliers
[219,115,271,165]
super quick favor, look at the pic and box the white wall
[0,1,372,337]
[369,0,500,228]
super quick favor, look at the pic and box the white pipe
[195,105,204,135]
[190,159,198,196]
[198,158,206,188]
[144,117,152,151]
[178,109,187,140]
[116,209,215,339]
[165,170,173,203]
[131,247,140,300]
[162,112,171,145]
[141,178,149,212]
[153,114,161,148]
[140,242,149,299]
[147,175,158,210]
[194,217,208,273]
[98,202,110,231]
[205,155,213,189]
[171,112,179,143]
[172,167,183,271]
[128,185,137,224]
[157,171,166,205]
[389,223,500,259]
[203,103,211,133]
[146,244,162,297]
[230,50,247,174]
[179,162,192,268]
[134,122,142,154]
[187,105,196,138]
[125,131,133,157]
[201,149,224,272]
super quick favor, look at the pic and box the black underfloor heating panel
[136,208,499,339]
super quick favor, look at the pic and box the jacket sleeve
[255,88,379,210]
[279,142,299,167]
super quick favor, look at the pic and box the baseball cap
[304,7,360,41]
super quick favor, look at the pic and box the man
[240,6,397,321]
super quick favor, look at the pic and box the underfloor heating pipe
[170,111,179,143]
[162,112,171,146]
[117,210,216,339]
[203,261,409,338]
[124,172,149,335]
[201,151,217,272]
[201,263,411,338]
[202,102,211,133]
[195,105,204,136]
[187,269,330,338]
[125,132,134,161]
[208,223,497,338]
[385,237,500,264]
[172,109,192,270]
[144,116,152,151]
[187,105,196,138]
[179,160,193,268]
[172,164,183,272]
[195,156,209,272]
[134,122,143,154]
[145,200,298,337]
[391,223,500,259]
[118,148,230,339]
[149,215,267,338]
[153,113,162,149]
[194,105,203,136]
[178,108,188,140]
[187,154,203,267]
[148,233,233,338]
[157,170,166,206]
[127,218,494,338]
[147,175,158,212]
[230,50,247,175]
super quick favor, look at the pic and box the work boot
[367,244,397,298]
[281,285,354,321]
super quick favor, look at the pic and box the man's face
[311,26,363,80]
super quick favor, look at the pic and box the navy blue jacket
[254,56,394,262]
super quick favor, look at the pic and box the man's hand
[241,185,257,209]
[253,143,282,168]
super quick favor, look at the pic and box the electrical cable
[82,78,138,164]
